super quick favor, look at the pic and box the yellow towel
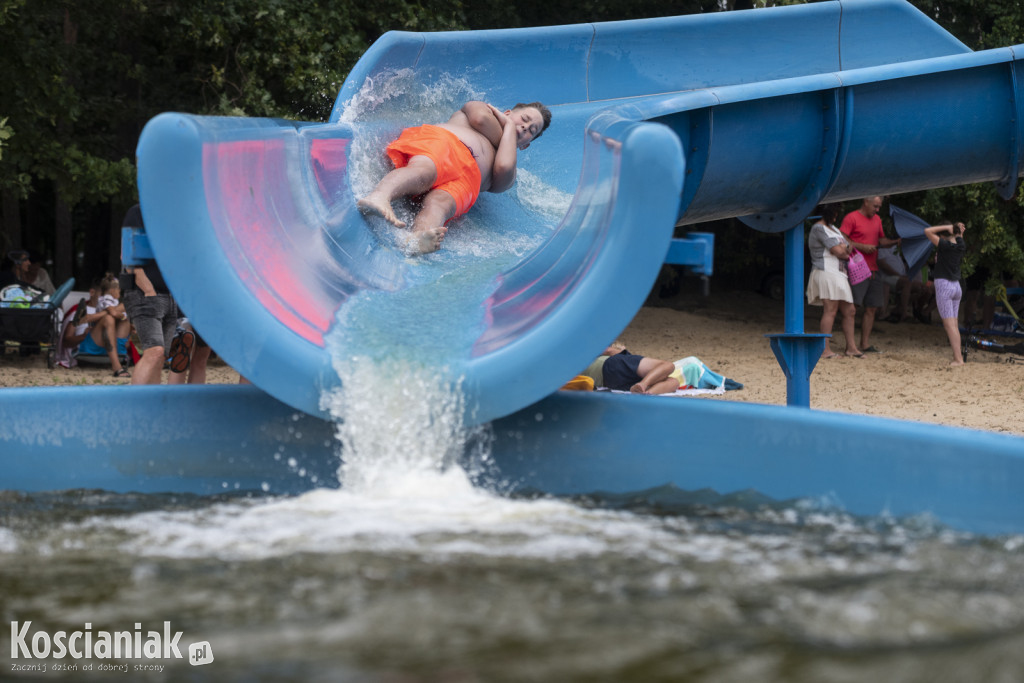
[560,375,595,391]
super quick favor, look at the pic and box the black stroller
[0,278,76,368]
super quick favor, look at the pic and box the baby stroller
[0,278,76,368]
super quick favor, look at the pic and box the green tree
[0,0,137,278]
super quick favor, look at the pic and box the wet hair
[513,102,552,140]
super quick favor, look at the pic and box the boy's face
[505,106,544,150]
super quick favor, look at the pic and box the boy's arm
[460,101,504,147]
[489,119,519,193]
[459,101,519,193]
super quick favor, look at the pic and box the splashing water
[318,70,568,500]
[323,359,493,497]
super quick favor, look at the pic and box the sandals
[168,328,195,374]
[112,369,130,378]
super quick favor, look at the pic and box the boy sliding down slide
[358,100,551,254]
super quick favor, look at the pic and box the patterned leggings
[934,278,962,320]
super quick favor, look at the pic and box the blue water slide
[136,0,1024,424]
[4,0,1024,533]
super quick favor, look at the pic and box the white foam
[0,527,18,553]
[80,488,695,563]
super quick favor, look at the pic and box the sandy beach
[2,289,1021,437]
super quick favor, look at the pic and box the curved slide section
[137,112,681,423]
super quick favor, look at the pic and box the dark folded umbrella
[889,204,935,280]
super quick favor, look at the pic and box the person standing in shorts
[119,204,182,385]
[840,196,901,353]
[924,221,968,366]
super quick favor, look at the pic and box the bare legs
[819,300,840,357]
[819,299,861,357]
[859,306,878,351]
[630,358,680,395]
[357,155,454,254]
[131,347,165,385]
[941,317,965,366]
[90,316,125,375]
[188,344,212,384]
[839,301,861,356]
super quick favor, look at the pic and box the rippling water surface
[3,483,1024,682]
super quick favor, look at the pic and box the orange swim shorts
[385,124,482,217]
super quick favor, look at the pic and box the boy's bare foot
[630,383,648,394]
[405,226,448,254]
[950,360,965,366]
[357,194,406,228]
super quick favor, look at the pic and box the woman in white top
[806,204,862,358]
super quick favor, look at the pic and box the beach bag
[847,250,871,285]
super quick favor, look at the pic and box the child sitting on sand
[72,274,132,377]
[358,100,551,254]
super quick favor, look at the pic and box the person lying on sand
[581,344,682,395]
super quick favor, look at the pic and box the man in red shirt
[840,196,901,354]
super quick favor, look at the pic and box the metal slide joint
[740,88,843,230]
[677,109,712,219]
[995,58,1024,200]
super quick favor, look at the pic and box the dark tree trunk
[54,192,73,284]
[1,189,21,252]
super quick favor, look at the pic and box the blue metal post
[784,225,804,335]
[766,224,829,407]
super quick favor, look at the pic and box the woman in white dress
[806,204,862,358]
